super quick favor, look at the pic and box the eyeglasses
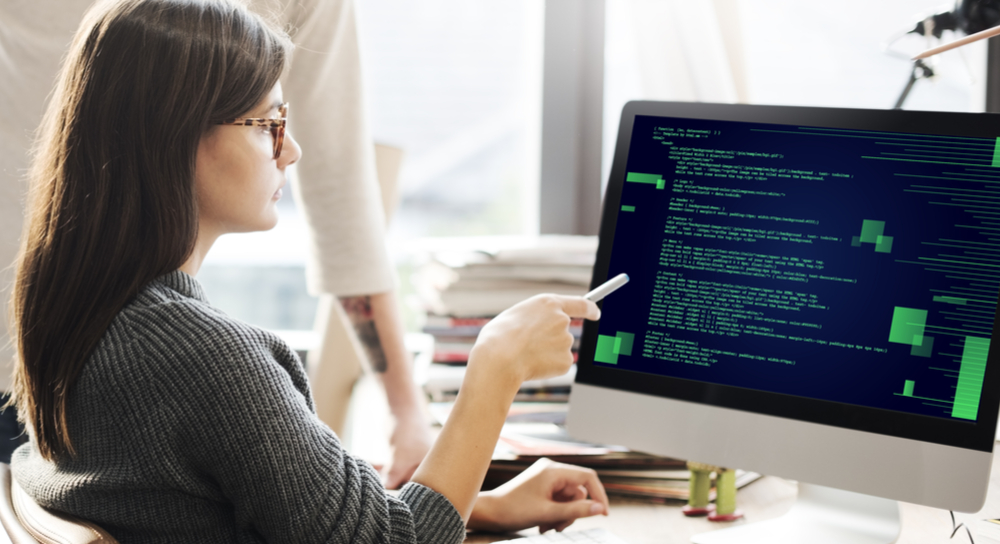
[216,102,288,159]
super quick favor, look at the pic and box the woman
[8,0,608,542]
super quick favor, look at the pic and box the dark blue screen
[595,115,1000,422]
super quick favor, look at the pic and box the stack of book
[487,457,759,502]
[488,422,761,501]
[427,403,761,502]
[414,235,597,319]
[414,235,596,401]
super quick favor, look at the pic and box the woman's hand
[411,294,600,522]
[470,295,601,386]
[468,458,610,534]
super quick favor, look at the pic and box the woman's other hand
[470,294,601,386]
[410,294,600,522]
[468,458,610,534]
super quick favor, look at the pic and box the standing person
[0,0,431,484]
[256,0,433,490]
[9,1,609,541]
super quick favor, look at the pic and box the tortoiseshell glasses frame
[215,102,288,159]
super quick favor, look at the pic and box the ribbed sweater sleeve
[131,298,464,544]
[12,272,465,544]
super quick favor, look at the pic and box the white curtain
[603,0,748,183]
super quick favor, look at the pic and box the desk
[465,452,1000,543]
[346,375,997,543]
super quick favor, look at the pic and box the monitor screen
[577,102,1000,452]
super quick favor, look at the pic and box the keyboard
[493,528,631,543]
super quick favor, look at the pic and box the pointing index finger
[552,295,601,321]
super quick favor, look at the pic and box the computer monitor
[567,101,1000,543]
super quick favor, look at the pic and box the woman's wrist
[467,341,523,393]
[467,491,502,532]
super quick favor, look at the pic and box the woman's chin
[260,214,279,231]
[245,211,280,233]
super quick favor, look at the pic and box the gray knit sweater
[11,271,466,544]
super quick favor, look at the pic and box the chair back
[0,463,118,544]
[0,463,36,543]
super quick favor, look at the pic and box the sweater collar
[153,270,209,303]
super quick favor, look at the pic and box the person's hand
[468,458,610,534]
[470,295,600,386]
[382,412,432,489]
[410,296,599,523]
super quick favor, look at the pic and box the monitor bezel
[575,100,1000,453]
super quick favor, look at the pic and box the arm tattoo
[339,295,389,373]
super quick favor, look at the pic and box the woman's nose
[279,131,302,167]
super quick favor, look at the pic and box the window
[200,0,544,331]
[603,0,987,185]
[737,0,985,111]
[357,0,544,241]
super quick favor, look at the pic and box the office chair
[0,463,118,544]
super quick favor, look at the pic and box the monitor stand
[691,483,900,544]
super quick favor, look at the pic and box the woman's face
[194,82,301,237]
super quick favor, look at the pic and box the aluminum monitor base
[692,484,899,544]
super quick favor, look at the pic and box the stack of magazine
[428,402,761,502]
[414,235,596,401]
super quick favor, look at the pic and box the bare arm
[339,290,431,488]
[410,295,601,522]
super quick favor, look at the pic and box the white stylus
[584,273,630,302]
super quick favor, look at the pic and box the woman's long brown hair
[9,0,289,460]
